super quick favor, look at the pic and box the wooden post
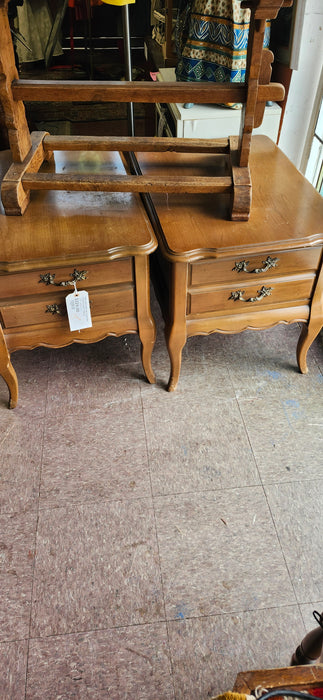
[239,0,293,167]
[0,0,31,162]
[239,14,267,168]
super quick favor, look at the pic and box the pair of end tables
[0,135,322,408]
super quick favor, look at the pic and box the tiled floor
[0,291,322,699]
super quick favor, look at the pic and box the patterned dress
[175,0,270,85]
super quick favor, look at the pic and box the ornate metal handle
[229,286,273,303]
[232,256,279,274]
[39,269,88,287]
[46,303,66,315]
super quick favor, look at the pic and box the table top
[137,136,323,262]
[1,136,322,271]
[0,149,157,273]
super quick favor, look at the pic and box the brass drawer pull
[46,303,66,315]
[39,269,88,287]
[229,286,273,303]
[233,256,279,274]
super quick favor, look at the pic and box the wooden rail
[22,172,233,194]
[43,135,230,154]
[11,80,285,105]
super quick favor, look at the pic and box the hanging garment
[175,0,270,85]
[15,0,63,63]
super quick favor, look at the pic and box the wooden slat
[12,79,284,105]
[22,172,233,194]
[11,80,285,104]
[12,79,246,104]
[43,135,230,154]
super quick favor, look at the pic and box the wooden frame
[233,664,323,695]
[0,0,292,220]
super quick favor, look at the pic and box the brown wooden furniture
[0,0,291,222]
[136,135,323,391]
[0,149,157,408]
[232,664,323,696]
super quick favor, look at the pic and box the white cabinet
[156,68,282,142]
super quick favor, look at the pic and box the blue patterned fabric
[175,0,270,85]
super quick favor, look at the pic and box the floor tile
[154,488,296,620]
[0,512,37,642]
[142,328,236,398]
[95,333,145,366]
[167,605,305,699]
[50,333,143,369]
[40,399,151,508]
[299,602,323,632]
[306,329,323,374]
[0,408,15,435]
[239,394,323,482]
[26,623,174,699]
[0,379,12,412]
[0,639,28,699]
[0,414,43,515]
[265,480,323,603]
[144,396,259,496]
[0,293,321,697]
[0,347,49,416]
[223,324,322,400]
[46,340,143,415]
[31,499,164,637]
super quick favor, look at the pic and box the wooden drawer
[0,259,133,299]
[0,285,135,328]
[188,275,316,316]
[190,247,322,287]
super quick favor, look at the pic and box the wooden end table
[0,149,157,408]
[137,136,323,390]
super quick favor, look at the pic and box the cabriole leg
[297,260,323,374]
[0,327,18,408]
[134,255,156,384]
[297,321,322,374]
[166,262,188,392]
[166,327,186,392]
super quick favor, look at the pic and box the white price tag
[65,289,92,332]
